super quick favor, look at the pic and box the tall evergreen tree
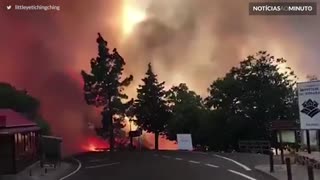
[81,33,133,151]
[135,63,170,150]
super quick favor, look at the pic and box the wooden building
[0,109,40,175]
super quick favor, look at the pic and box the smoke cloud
[122,0,320,95]
[0,0,319,154]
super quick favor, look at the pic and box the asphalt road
[64,151,277,180]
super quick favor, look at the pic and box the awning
[0,126,40,134]
[270,120,299,130]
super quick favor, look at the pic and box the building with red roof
[0,109,40,174]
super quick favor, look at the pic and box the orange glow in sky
[121,0,147,38]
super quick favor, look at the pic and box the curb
[57,159,81,180]
[254,167,279,180]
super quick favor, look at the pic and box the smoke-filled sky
[0,0,319,154]
[122,0,320,95]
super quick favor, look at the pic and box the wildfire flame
[82,136,110,152]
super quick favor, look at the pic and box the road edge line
[214,154,251,171]
[59,158,82,180]
[205,163,219,168]
[85,162,120,169]
[228,169,256,180]
[191,151,208,155]
[188,160,200,164]
[89,158,109,162]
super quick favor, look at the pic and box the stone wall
[296,154,320,169]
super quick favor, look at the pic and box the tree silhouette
[205,51,298,149]
[81,33,133,151]
[165,83,206,145]
[0,82,51,135]
[134,63,170,150]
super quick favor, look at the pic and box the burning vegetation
[82,136,110,152]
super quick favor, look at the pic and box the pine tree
[135,63,170,150]
[81,33,133,151]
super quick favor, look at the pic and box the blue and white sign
[297,81,320,129]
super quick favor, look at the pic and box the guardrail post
[285,157,292,180]
[306,130,311,154]
[269,151,274,173]
[307,165,314,180]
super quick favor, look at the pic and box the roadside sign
[177,134,193,150]
[277,131,295,143]
[297,81,320,129]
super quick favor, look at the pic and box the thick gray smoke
[122,0,320,95]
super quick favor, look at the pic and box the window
[14,132,37,160]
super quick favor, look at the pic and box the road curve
[64,151,276,180]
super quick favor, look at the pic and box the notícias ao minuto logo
[301,99,320,118]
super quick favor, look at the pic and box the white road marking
[214,154,251,171]
[162,155,170,159]
[188,160,200,164]
[205,163,219,168]
[85,162,120,169]
[175,158,183,160]
[89,158,109,162]
[228,169,257,180]
[59,158,82,180]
